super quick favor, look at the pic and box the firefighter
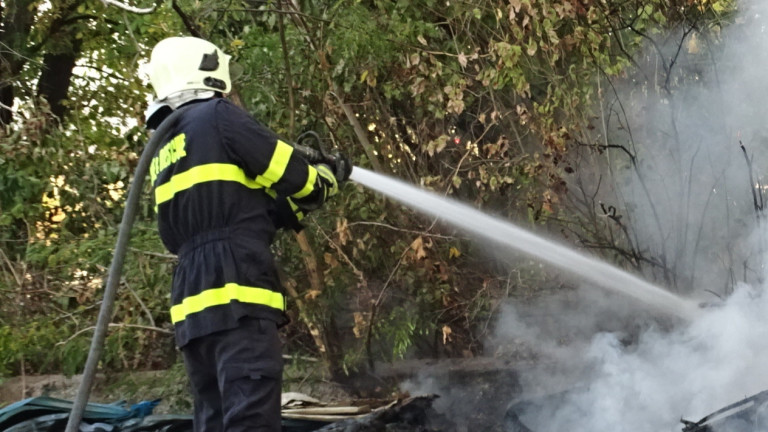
[144,36,351,432]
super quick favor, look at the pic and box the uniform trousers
[181,317,283,432]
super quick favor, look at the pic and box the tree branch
[55,323,173,346]
[100,0,155,14]
[171,0,204,38]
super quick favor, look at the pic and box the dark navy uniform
[151,97,336,432]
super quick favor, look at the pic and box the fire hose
[64,118,338,431]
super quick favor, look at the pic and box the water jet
[350,167,701,322]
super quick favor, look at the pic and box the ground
[0,370,192,414]
[0,357,531,430]
[0,359,354,415]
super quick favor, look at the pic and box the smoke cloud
[495,283,768,431]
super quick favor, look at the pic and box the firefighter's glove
[315,164,340,199]
[330,152,352,183]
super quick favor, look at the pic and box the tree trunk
[0,0,37,126]
[294,231,347,382]
[37,38,82,120]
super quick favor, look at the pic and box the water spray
[349,167,702,322]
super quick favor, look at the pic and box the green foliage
[378,306,420,361]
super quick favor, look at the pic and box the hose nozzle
[293,142,327,164]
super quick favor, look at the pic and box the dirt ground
[0,371,188,413]
[0,367,354,414]
[0,373,86,403]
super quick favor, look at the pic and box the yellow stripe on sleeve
[255,140,293,188]
[292,165,318,199]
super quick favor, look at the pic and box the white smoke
[500,280,768,431]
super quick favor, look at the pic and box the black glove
[330,152,352,182]
[274,196,304,232]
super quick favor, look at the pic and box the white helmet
[147,37,232,100]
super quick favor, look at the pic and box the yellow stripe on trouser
[170,283,285,324]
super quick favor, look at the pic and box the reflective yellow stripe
[170,283,285,324]
[255,140,293,188]
[154,163,261,207]
[293,165,317,199]
[316,164,338,198]
[286,197,305,221]
[264,189,305,221]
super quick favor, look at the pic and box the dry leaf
[458,52,468,68]
[324,252,340,268]
[442,325,453,344]
[410,236,428,260]
[509,0,522,20]
[353,312,367,338]
[336,217,351,245]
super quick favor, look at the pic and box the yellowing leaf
[527,41,538,56]
[449,247,461,259]
[442,325,452,344]
[447,98,465,115]
[425,135,449,156]
[352,312,367,338]
[366,73,377,88]
[336,217,351,245]
[410,236,428,260]
[509,0,522,20]
[458,52,468,68]
[324,252,340,268]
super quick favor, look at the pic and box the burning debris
[0,393,453,432]
[313,395,454,432]
[681,390,768,432]
[505,388,768,432]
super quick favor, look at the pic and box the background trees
[0,0,751,392]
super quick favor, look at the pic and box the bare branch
[171,0,204,38]
[346,221,456,239]
[100,0,155,14]
[55,323,173,346]
[0,100,14,113]
[128,247,177,259]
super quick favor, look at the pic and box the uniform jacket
[151,98,331,346]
